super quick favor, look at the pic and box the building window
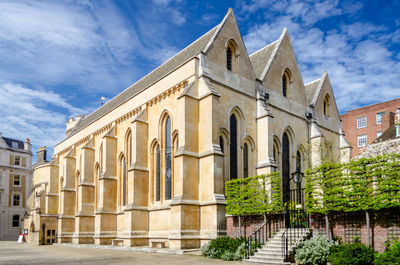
[376,112,384,125]
[127,131,132,166]
[11,141,19,149]
[357,135,367,147]
[243,143,248,179]
[230,114,238,180]
[156,145,161,201]
[13,175,20,186]
[164,117,172,200]
[0,192,2,205]
[219,136,224,154]
[323,95,330,117]
[377,131,382,138]
[227,46,233,71]
[14,156,20,166]
[357,116,367,128]
[296,150,302,171]
[121,156,127,206]
[12,215,20,227]
[13,193,20,207]
[282,69,290,97]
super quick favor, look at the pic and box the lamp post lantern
[291,169,304,204]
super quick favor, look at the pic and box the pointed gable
[260,28,307,107]
[203,9,256,82]
[312,72,340,118]
[249,40,279,80]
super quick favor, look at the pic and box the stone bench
[112,239,124,246]
[150,241,167,248]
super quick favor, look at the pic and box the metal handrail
[244,215,284,259]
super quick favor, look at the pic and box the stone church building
[24,9,351,248]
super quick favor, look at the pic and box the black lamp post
[291,169,304,204]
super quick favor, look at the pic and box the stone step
[253,253,285,260]
[243,258,291,265]
[251,255,285,263]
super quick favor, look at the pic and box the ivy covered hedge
[226,172,284,216]
[305,154,400,214]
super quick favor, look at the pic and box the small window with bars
[226,47,233,71]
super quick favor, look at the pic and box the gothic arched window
[219,136,224,154]
[156,145,161,201]
[282,69,291,97]
[227,46,233,71]
[243,143,248,179]
[121,156,127,206]
[296,150,301,171]
[282,74,288,97]
[164,117,172,200]
[230,114,238,179]
[323,94,330,117]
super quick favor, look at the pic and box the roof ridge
[249,39,279,57]
[305,78,321,87]
[311,72,327,106]
[80,26,219,120]
[58,21,220,144]
[260,28,287,81]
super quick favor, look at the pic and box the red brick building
[340,98,400,157]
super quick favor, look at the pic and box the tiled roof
[305,79,321,106]
[2,137,24,150]
[249,41,278,79]
[67,26,219,138]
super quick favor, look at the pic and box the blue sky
[0,0,399,159]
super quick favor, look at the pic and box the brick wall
[226,214,285,238]
[340,98,400,157]
[311,209,400,252]
[226,209,400,252]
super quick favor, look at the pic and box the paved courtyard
[0,241,240,265]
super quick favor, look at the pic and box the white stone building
[0,133,32,240]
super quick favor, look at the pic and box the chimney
[24,138,31,152]
[37,146,47,163]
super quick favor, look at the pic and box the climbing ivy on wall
[305,154,400,214]
[225,172,284,216]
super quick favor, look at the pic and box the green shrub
[201,236,244,259]
[375,239,400,265]
[329,240,374,265]
[295,235,334,265]
[220,251,236,261]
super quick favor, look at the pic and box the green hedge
[305,154,400,214]
[225,172,283,216]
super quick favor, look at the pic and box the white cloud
[0,0,145,93]
[0,82,89,150]
[240,0,400,112]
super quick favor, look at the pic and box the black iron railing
[244,215,284,259]
[282,188,309,261]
